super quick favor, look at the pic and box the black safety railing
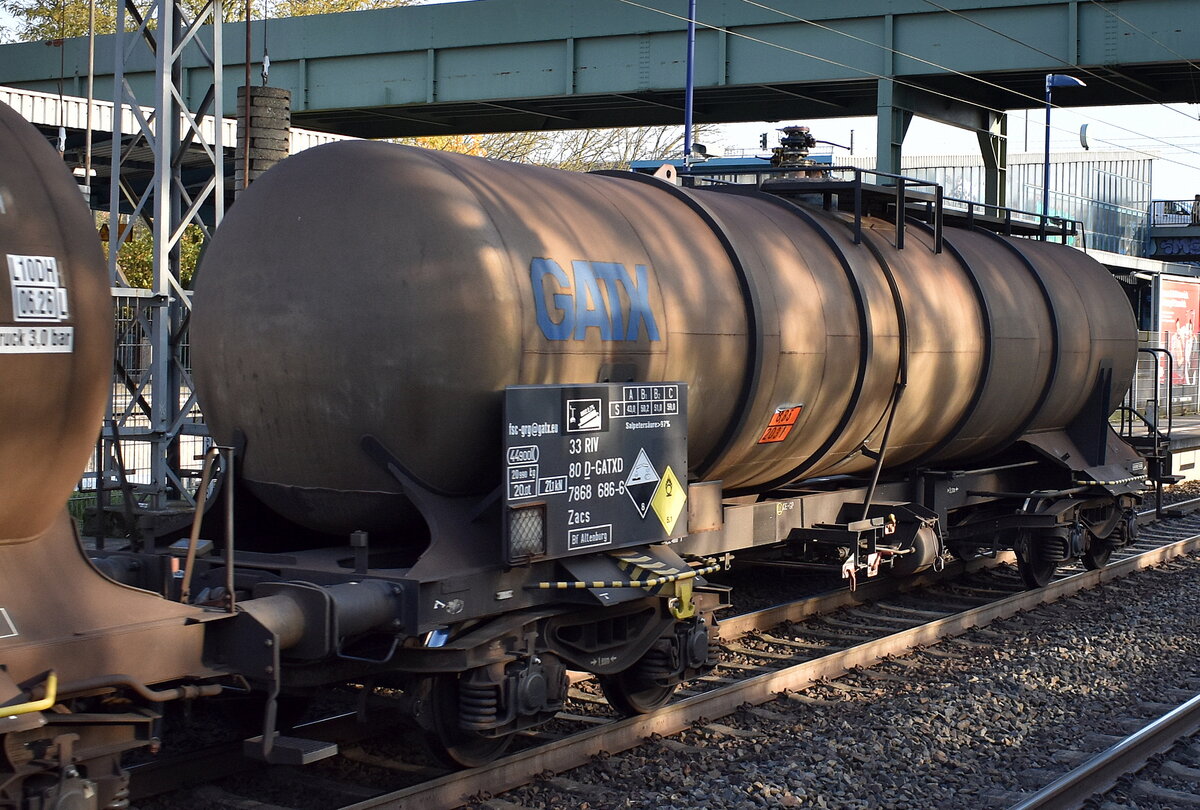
[1120,348,1173,440]
[1150,199,1200,226]
[943,196,1086,252]
[676,163,1085,254]
[1119,348,1177,519]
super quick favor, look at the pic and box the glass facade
[847,152,1153,256]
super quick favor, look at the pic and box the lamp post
[1042,73,1086,222]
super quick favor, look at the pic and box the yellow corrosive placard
[651,466,686,535]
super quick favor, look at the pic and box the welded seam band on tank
[820,213,912,471]
[897,219,996,468]
[594,170,763,480]
[971,229,1062,450]
[719,188,875,492]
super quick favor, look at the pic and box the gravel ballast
[487,554,1200,810]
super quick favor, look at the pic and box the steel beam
[101,0,222,522]
[876,79,913,178]
[978,112,1008,209]
[0,0,1195,140]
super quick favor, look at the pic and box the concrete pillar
[875,78,913,178]
[977,111,1008,210]
[236,86,291,198]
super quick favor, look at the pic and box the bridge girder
[0,0,1195,139]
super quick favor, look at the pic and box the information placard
[504,383,688,559]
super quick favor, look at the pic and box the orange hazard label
[758,404,804,444]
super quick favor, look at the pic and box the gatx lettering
[530,258,661,342]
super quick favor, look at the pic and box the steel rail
[718,488,1200,641]
[717,550,1013,638]
[341,531,1200,810]
[1009,693,1200,810]
[1138,494,1200,522]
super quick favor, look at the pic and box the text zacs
[530,258,661,342]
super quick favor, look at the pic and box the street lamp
[683,0,697,168]
[1043,73,1086,223]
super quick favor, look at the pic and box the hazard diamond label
[625,448,660,518]
[651,466,686,535]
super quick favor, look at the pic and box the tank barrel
[191,140,1136,540]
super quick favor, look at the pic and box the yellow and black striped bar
[1073,475,1149,487]
[534,559,722,591]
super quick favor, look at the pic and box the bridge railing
[1150,199,1200,226]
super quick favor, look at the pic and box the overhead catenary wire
[919,0,1200,128]
[739,0,1200,168]
[617,0,1196,171]
[610,0,1200,174]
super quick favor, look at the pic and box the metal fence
[74,293,209,510]
[1131,331,1200,427]
[839,152,1152,257]
[1150,199,1200,226]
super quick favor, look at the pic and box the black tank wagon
[0,115,1163,805]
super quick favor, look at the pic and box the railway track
[992,503,1200,808]
[1009,691,1200,809]
[131,503,1200,810]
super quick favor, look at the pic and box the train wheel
[598,669,677,715]
[1117,509,1138,546]
[1082,538,1113,570]
[415,674,511,769]
[1014,530,1057,589]
[1016,551,1057,588]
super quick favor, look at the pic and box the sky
[717,103,1200,202]
[2,0,1197,201]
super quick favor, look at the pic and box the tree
[1,0,221,41]
[103,218,204,289]
[3,0,710,287]
[1,0,117,40]
[406,133,487,157]
[0,0,416,42]
[430,124,715,173]
[266,0,415,17]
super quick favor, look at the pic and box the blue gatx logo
[529,258,661,342]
